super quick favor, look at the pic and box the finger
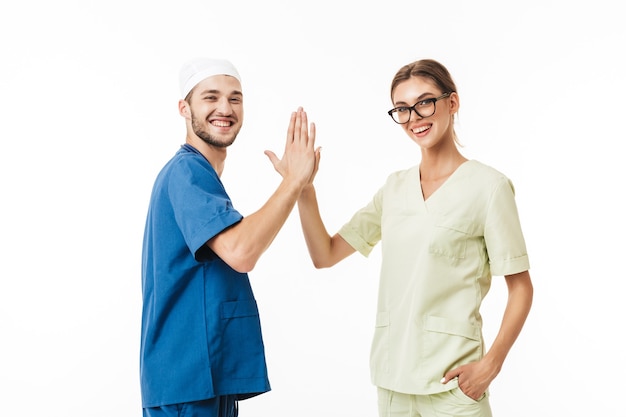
[286,111,297,145]
[293,109,303,145]
[298,109,308,145]
[309,122,316,148]
[305,147,321,184]
[314,146,321,172]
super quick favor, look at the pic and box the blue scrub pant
[377,386,492,417]
[143,396,238,417]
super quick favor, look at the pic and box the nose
[215,97,233,115]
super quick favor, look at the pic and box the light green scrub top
[338,160,530,395]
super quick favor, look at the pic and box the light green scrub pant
[377,387,493,417]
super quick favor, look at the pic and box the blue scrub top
[140,144,270,408]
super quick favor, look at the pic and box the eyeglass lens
[393,100,436,123]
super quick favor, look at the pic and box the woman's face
[391,76,458,150]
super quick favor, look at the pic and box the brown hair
[390,59,460,144]
[390,59,457,100]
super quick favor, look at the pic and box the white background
[1,1,624,416]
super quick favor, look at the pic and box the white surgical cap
[179,57,241,98]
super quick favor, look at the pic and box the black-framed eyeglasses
[387,92,452,124]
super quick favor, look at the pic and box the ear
[178,99,191,119]
[449,92,460,115]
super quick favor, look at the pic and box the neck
[186,136,227,177]
[419,147,467,181]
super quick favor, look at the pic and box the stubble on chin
[191,115,239,148]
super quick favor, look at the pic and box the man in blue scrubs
[140,58,318,417]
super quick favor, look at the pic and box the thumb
[440,368,460,384]
[264,150,279,166]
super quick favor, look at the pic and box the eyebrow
[198,89,243,96]
[394,92,437,106]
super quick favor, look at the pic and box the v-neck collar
[418,160,472,203]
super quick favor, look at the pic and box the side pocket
[423,315,480,341]
[420,315,482,378]
[221,299,259,319]
[448,386,486,404]
[219,299,265,377]
[370,311,390,374]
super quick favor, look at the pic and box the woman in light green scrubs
[296,59,533,417]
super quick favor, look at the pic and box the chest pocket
[428,216,473,260]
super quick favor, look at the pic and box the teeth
[413,125,429,134]
[212,120,230,127]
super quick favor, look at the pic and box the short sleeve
[338,187,384,257]
[168,157,243,259]
[484,177,530,276]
